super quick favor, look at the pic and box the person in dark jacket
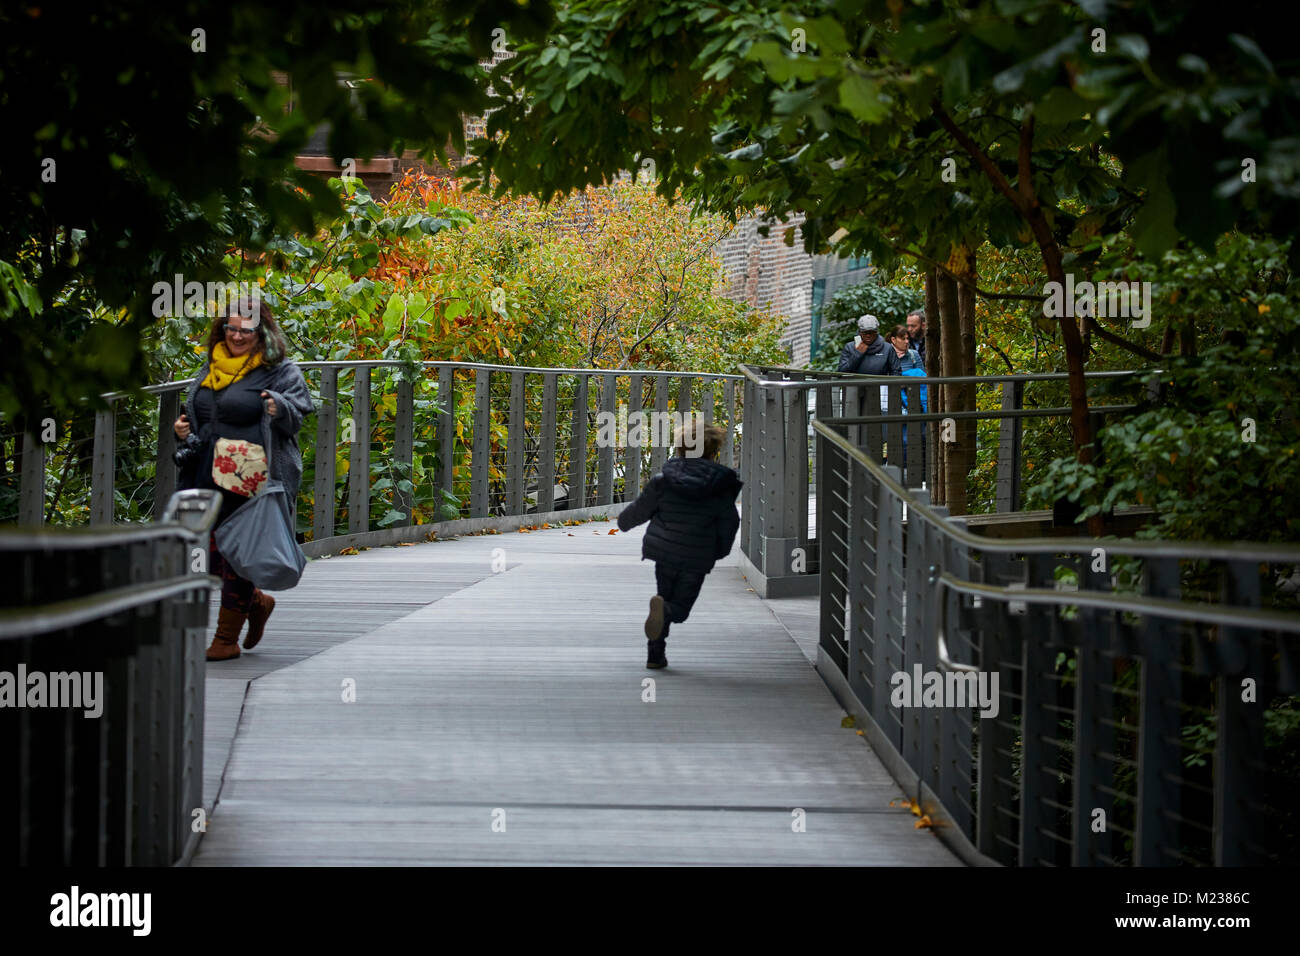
[617,418,742,669]
[172,297,313,661]
[906,310,927,369]
[838,314,903,376]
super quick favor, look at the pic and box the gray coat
[182,357,315,499]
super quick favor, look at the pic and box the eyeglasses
[223,324,258,337]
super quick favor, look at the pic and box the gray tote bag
[213,432,307,591]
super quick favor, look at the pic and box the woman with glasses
[172,297,314,661]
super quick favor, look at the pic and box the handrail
[811,416,1300,563]
[0,524,203,549]
[103,360,743,402]
[830,404,1136,425]
[933,571,1300,635]
[0,574,216,640]
[738,362,1156,390]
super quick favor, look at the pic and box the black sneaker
[646,639,668,669]
[645,595,666,640]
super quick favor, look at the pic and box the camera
[173,433,202,470]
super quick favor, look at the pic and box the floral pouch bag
[212,438,269,497]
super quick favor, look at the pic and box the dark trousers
[654,563,707,641]
[209,489,255,614]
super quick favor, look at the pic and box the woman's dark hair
[205,294,288,365]
[887,324,909,343]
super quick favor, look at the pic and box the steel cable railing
[806,412,1300,866]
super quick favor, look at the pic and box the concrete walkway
[193,518,960,866]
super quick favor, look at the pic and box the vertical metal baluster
[650,375,668,478]
[846,464,872,714]
[1073,559,1115,865]
[886,383,903,475]
[1214,559,1264,865]
[723,379,736,469]
[877,465,905,755]
[760,385,788,577]
[568,374,588,510]
[91,404,116,526]
[154,391,179,521]
[996,381,1024,512]
[313,367,338,541]
[817,435,848,673]
[598,372,616,505]
[789,375,809,575]
[625,374,643,501]
[977,552,1019,865]
[347,366,371,534]
[435,366,455,511]
[394,375,414,525]
[940,519,975,842]
[903,381,921,488]
[19,427,45,525]
[741,379,757,563]
[507,371,525,515]
[539,373,557,512]
[864,382,883,461]
[472,368,491,517]
[1135,556,1182,866]
[1018,553,1056,866]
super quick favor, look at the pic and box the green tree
[460,0,1300,515]
[0,0,554,419]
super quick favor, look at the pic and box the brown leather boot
[206,607,246,661]
[244,589,275,650]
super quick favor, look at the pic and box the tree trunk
[937,270,966,514]
[924,268,942,502]
[930,104,1100,532]
[958,250,978,489]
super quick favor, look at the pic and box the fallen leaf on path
[607,529,617,535]
[338,546,359,555]
[914,815,934,830]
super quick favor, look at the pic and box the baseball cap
[857,314,880,332]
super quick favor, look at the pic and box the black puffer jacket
[617,456,743,573]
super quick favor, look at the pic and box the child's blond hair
[675,417,726,460]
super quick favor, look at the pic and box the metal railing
[3,362,743,550]
[738,360,1300,865]
[0,489,220,866]
[736,363,1145,596]
[812,419,1300,865]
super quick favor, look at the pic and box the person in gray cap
[838,314,903,376]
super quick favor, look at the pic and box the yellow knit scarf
[201,342,263,391]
